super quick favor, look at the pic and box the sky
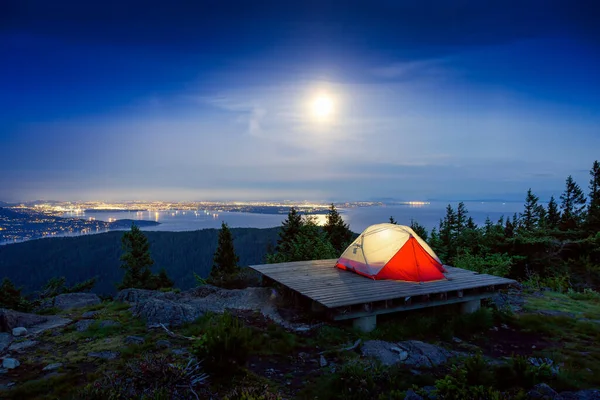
[1,0,599,202]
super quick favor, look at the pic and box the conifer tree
[439,205,457,261]
[410,219,428,241]
[275,207,303,256]
[210,222,240,283]
[324,203,353,253]
[389,216,397,224]
[455,202,468,234]
[119,224,154,290]
[560,175,587,230]
[155,268,175,289]
[466,217,477,230]
[546,195,560,229]
[521,188,540,231]
[0,277,31,312]
[587,160,600,232]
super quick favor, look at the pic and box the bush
[0,277,32,312]
[454,252,512,277]
[192,312,253,373]
[567,288,600,301]
[77,353,208,399]
[223,384,283,400]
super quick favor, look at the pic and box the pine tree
[456,202,468,234]
[275,207,303,256]
[439,205,457,262]
[268,217,337,263]
[323,203,353,253]
[155,268,174,289]
[560,175,587,230]
[546,195,560,229]
[466,217,477,230]
[210,222,240,283]
[0,277,32,312]
[119,224,154,290]
[587,160,600,232]
[521,188,540,231]
[410,219,428,241]
[389,216,397,224]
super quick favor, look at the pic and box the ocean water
[64,202,525,234]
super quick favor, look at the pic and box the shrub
[0,277,32,312]
[223,384,283,400]
[192,312,253,373]
[567,288,600,301]
[77,353,208,399]
[454,252,512,277]
[494,354,553,390]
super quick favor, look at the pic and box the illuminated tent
[335,223,446,282]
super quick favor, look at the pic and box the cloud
[371,59,448,80]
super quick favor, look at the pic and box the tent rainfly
[335,223,446,282]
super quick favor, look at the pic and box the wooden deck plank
[249,259,516,310]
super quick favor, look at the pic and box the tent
[335,223,446,282]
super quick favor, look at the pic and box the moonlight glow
[311,94,334,119]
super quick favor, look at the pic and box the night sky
[1,1,599,202]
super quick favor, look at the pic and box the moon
[311,94,334,119]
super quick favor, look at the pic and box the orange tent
[335,223,446,282]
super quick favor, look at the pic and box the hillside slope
[0,228,279,294]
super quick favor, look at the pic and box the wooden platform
[250,259,516,322]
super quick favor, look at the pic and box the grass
[523,291,600,319]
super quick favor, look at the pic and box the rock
[0,333,12,353]
[319,355,328,367]
[131,297,204,327]
[530,357,560,375]
[528,383,561,399]
[81,311,98,319]
[405,389,424,400]
[452,337,462,343]
[172,348,189,356]
[88,351,119,360]
[75,320,95,332]
[0,309,47,332]
[0,368,7,374]
[537,310,576,318]
[2,358,20,369]
[98,320,120,329]
[491,290,525,313]
[27,317,72,335]
[8,340,38,352]
[53,293,101,310]
[42,363,63,371]
[125,335,145,345]
[12,327,27,337]
[156,339,172,349]
[361,340,459,368]
[560,390,600,400]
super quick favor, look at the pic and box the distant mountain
[0,228,280,295]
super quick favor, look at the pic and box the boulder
[75,320,95,332]
[2,358,20,369]
[12,327,27,337]
[528,383,561,399]
[125,335,145,345]
[88,351,119,360]
[0,333,12,353]
[0,309,47,332]
[131,297,204,326]
[53,293,101,310]
[560,390,600,400]
[361,340,459,368]
[98,320,121,329]
[8,340,38,352]
[81,311,98,319]
[42,363,63,371]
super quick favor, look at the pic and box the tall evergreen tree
[455,202,468,234]
[439,205,457,261]
[119,224,154,290]
[466,217,477,230]
[275,207,303,256]
[0,277,31,312]
[267,217,337,263]
[210,222,240,283]
[323,203,353,253]
[521,188,540,231]
[587,160,600,232]
[410,219,428,241]
[560,175,587,230]
[546,195,561,229]
[389,216,397,224]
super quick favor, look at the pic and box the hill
[0,228,279,294]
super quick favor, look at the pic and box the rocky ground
[1,286,600,399]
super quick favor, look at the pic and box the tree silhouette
[324,203,353,254]
[560,175,586,230]
[210,222,240,284]
[119,224,154,290]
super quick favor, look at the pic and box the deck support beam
[353,315,377,332]
[460,299,481,314]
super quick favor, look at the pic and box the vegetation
[323,203,353,254]
[207,222,242,288]
[0,277,32,311]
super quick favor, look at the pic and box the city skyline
[2,1,599,202]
